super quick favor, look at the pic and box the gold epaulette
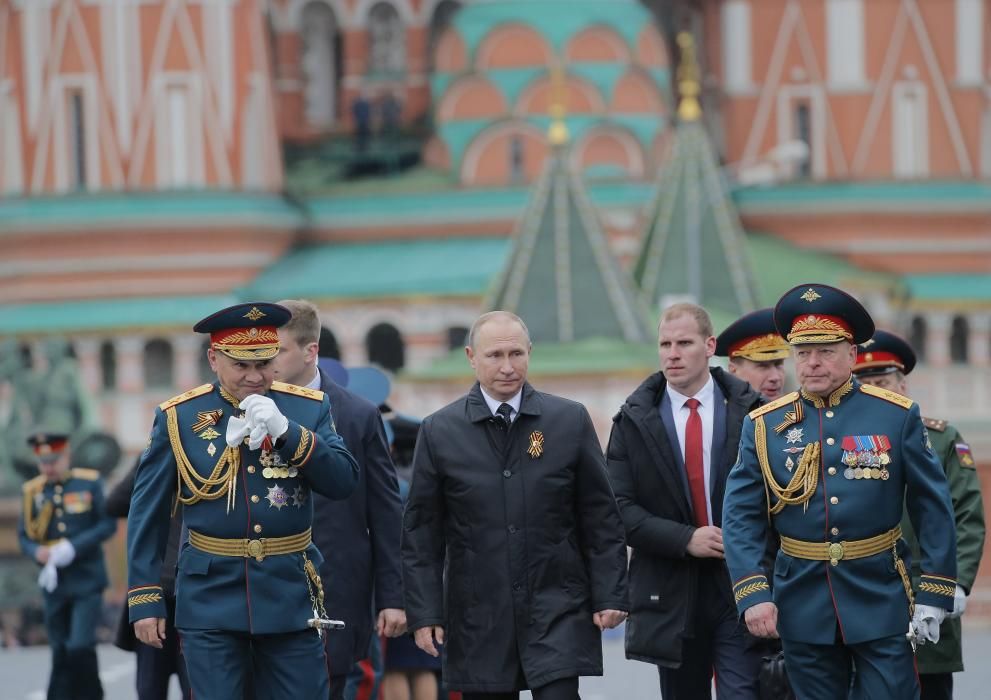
[922,417,947,432]
[748,391,800,420]
[271,381,324,402]
[70,468,101,481]
[860,384,914,410]
[22,474,45,495]
[159,383,214,411]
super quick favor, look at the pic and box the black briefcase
[759,650,796,700]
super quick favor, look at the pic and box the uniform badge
[956,442,975,468]
[266,484,288,510]
[785,428,804,445]
[842,435,891,480]
[800,288,822,302]
[192,409,224,434]
[292,486,307,507]
[207,442,217,457]
[527,431,544,459]
[199,428,221,440]
[785,456,795,472]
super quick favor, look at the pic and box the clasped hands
[226,395,290,450]
[36,539,76,593]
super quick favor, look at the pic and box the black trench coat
[402,383,629,693]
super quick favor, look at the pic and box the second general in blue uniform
[126,302,359,699]
[723,284,957,700]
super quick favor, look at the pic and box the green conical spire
[486,150,652,344]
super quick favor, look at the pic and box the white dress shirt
[479,386,522,423]
[666,376,715,525]
[305,368,321,390]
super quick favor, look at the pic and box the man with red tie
[606,303,764,699]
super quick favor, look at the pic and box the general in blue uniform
[723,284,958,700]
[126,302,359,700]
[18,432,117,700]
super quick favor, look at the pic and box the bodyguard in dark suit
[403,311,629,700]
[127,302,359,700]
[106,461,191,700]
[273,299,405,700]
[18,431,117,700]
[723,284,957,700]
[606,303,764,699]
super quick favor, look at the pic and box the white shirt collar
[479,386,523,419]
[666,373,715,409]
[305,367,321,390]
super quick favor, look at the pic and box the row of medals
[841,449,890,481]
[259,450,297,480]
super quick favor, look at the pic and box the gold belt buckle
[247,539,265,562]
[828,542,844,566]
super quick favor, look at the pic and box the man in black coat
[403,311,629,700]
[274,300,405,700]
[606,303,764,699]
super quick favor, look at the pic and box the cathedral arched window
[368,3,405,76]
[428,1,462,68]
[319,326,341,360]
[144,339,174,388]
[366,323,405,372]
[301,2,342,127]
[99,340,116,391]
[950,316,969,364]
[447,326,469,351]
[199,339,214,383]
[909,316,927,363]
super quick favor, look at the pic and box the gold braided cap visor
[729,333,792,362]
[786,314,854,345]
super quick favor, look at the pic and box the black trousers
[919,673,952,700]
[462,676,580,700]
[136,596,191,700]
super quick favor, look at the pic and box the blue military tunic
[18,468,117,597]
[723,377,957,645]
[127,381,358,634]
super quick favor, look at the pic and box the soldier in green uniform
[723,284,958,700]
[18,431,117,700]
[854,330,985,700]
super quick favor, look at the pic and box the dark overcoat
[402,383,629,693]
[605,368,761,667]
[313,370,404,675]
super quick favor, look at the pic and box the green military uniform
[902,419,984,673]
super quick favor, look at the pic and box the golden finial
[676,31,702,122]
[548,61,569,146]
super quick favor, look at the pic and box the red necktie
[684,398,708,527]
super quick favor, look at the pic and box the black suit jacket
[606,368,762,667]
[314,369,404,674]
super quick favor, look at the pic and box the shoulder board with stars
[270,381,325,402]
[159,383,214,411]
[860,384,914,410]
[748,391,800,420]
[22,474,46,495]
[922,417,947,432]
[70,468,101,481]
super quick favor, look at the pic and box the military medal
[785,456,795,472]
[844,468,855,479]
[880,469,890,480]
[192,409,224,434]
[527,431,544,459]
[785,427,804,445]
[266,484,288,510]
[262,467,275,479]
[862,468,872,480]
[292,486,307,507]
[288,467,298,478]
[854,467,863,479]
[207,442,217,457]
[871,468,882,479]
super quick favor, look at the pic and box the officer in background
[18,431,116,700]
[127,302,359,699]
[723,284,958,699]
[854,330,985,700]
[715,308,789,400]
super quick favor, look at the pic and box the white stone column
[926,313,951,368]
[967,314,990,368]
[73,338,102,393]
[173,334,204,390]
[116,336,146,393]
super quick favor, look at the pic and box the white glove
[948,584,967,619]
[248,423,269,451]
[49,539,76,568]
[239,395,289,442]
[38,562,58,593]
[226,416,251,448]
[911,604,947,645]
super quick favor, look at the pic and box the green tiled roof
[452,0,654,56]
[635,121,759,318]
[745,233,898,307]
[306,180,655,227]
[905,275,991,301]
[486,148,652,343]
[0,192,305,231]
[733,181,991,213]
[241,238,510,300]
[410,337,658,379]
[0,295,237,335]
